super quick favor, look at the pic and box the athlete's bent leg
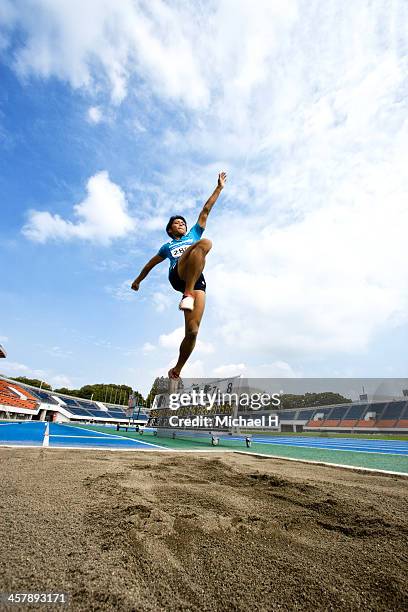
[168,290,206,378]
[177,239,212,295]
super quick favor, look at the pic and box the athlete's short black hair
[166,215,187,237]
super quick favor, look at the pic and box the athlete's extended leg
[177,239,212,294]
[168,290,206,379]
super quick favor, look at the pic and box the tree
[53,387,76,397]
[145,377,169,407]
[10,377,52,391]
[280,392,351,410]
[53,383,144,405]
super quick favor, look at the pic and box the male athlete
[131,172,227,380]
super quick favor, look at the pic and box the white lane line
[50,424,165,449]
[50,435,119,439]
[50,434,155,444]
[234,451,408,477]
[42,422,49,447]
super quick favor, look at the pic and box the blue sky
[1,1,407,396]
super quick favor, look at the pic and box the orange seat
[0,381,39,410]
[306,420,325,427]
[375,419,398,428]
[396,419,408,428]
[355,419,376,427]
[338,419,358,427]
[318,419,340,427]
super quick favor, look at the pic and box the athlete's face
[171,219,187,237]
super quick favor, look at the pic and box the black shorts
[169,262,206,294]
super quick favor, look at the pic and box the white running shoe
[178,294,195,311]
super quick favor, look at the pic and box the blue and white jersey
[158,223,204,273]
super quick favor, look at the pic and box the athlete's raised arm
[197,171,227,229]
[131,254,164,291]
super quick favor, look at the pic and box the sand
[0,448,407,611]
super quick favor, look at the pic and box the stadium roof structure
[0,344,6,358]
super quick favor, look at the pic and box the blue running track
[0,423,407,456]
[0,422,166,450]
[1,423,407,474]
[232,435,408,456]
[0,421,46,446]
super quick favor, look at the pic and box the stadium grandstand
[0,375,149,425]
[1,372,407,435]
[0,344,6,358]
[270,398,408,434]
[150,378,408,436]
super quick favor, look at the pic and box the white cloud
[0,336,9,343]
[0,361,42,375]
[142,342,155,353]
[131,117,146,133]
[179,359,205,378]
[4,1,408,371]
[247,362,299,378]
[159,326,184,350]
[159,326,214,355]
[208,167,408,357]
[49,374,73,388]
[1,0,210,106]
[46,346,73,358]
[23,171,135,244]
[155,358,205,379]
[213,363,246,377]
[0,361,72,389]
[196,340,215,355]
[87,105,103,124]
[106,279,135,302]
[152,291,171,313]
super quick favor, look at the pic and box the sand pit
[0,448,407,611]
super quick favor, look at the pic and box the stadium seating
[344,404,367,419]
[318,419,341,427]
[76,400,101,411]
[355,418,377,428]
[375,420,398,428]
[64,406,95,417]
[296,409,315,420]
[336,419,358,428]
[305,407,334,427]
[61,397,81,408]
[330,406,350,420]
[0,375,150,424]
[298,399,408,431]
[306,419,324,427]
[0,373,405,431]
[382,401,406,418]
[277,411,296,420]
[400,403,408,418]
[29,389,60,405]
[0,380,39,410]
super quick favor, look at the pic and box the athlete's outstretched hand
[218,171,227,189]
[131,280,140,291]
